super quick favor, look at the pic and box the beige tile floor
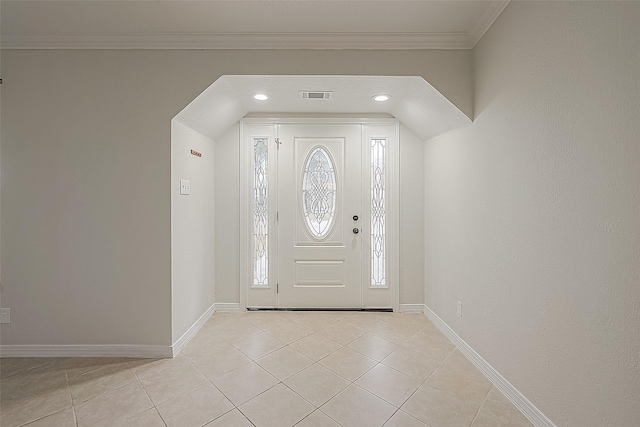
[0,311,533,427]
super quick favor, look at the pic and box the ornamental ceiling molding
[2,32,472,50]
[0,1,510,50]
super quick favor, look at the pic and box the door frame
[239,117,399,312]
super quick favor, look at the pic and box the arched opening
[170,75,470,340]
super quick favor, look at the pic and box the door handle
[353,228,360,234]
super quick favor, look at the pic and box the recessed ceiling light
[253,93,269,101]
[373,95,390,102]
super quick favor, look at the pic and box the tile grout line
[185,346,268,426]
[314,320,424,426]
[380,342,455,423]
[173,356,247,426]
[66,368,80,427]
[397,345,486,427]
[468,385,493,427]
[283,319,406,425]
[380,326,453,427]
[310,407,346,427]
[128,361,169,427]
[274,361,350,427]
[214,315,391,426]
[288,316,426,409]
[12,373,77,427]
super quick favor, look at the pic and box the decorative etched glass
[302,146,337,239]
[253,138,268,286]
[371,139,386,286]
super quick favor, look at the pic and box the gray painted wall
[1,49,469,346]
[425,3,640,425]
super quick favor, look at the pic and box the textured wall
[213,124,241,304]
[425,2,640,425]
[1,51,176,346]
[399,124,425,305]
[1,49,468,347]
[171,122,216,342]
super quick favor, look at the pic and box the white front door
[277,124,362,308]
[242,119,398,311]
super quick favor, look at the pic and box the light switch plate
[180,179,191,195]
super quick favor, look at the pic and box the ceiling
[1,0,510,50]
[174,75,471,141]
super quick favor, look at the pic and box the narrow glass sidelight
[371,139,386,286]
[253,137,269,286]
[302,146,337,239]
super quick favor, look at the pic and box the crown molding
[0,32,474,50]
[468,0,511,47]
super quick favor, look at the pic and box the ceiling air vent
[300,91,333,100]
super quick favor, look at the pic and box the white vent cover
[300,91,333,100]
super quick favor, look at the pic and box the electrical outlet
[456,300,462,318]
[0,308,10,324]
[180,179,191,195]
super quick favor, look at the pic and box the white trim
[1,32,474,51]
[169,119,177,358]
[243,118,398,126]
[423,305,556,427]
[214,303,241,312]
[170,303,216,357]
[399,303,425,313]
[361,123,400,312]
[242,118,400,311]
[240,122,279,310]
[468,0,511,47]
[390,124,401,313]
[0,344,172,359]
[0,303,217,359]
[239,122,249,311]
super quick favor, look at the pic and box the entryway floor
[0,311,532,427]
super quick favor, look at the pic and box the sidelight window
[371,138,386,286]
[253,137,269,286]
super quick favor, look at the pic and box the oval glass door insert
[302,146,337,239]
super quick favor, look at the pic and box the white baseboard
[0,344,172,358]
[214,303,241,312]
[423,305,556,427]
[399,303,425,313]
[0,303,217,359]
[171,303,216,357]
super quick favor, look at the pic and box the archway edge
[173,75,471,142]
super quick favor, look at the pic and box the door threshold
[247,308,393,312]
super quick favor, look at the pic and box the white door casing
[240,118,398,311]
